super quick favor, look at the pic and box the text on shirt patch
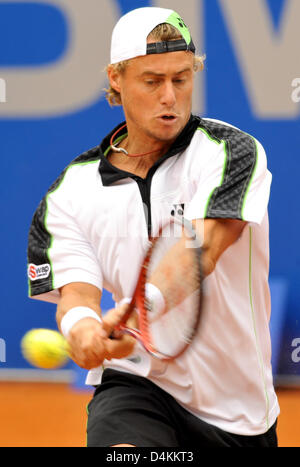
[28,263,51,281]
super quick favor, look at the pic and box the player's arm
[193,218,247,277]
[56,282,135,370]
[148,218,246,312]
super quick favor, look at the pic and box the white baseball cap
[110,7,195,64]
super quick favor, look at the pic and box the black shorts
[86,369,278,448]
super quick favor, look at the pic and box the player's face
[109,51,195,144]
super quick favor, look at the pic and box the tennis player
[27,7,279,447]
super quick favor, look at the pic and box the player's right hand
[66,304,136,370]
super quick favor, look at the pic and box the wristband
[60,306,102,338]
[145,283,165,319]
[118,297,132,306]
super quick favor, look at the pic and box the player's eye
[145,80,157,86]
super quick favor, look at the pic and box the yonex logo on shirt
[28,263,51,281]
[171,204,185,218]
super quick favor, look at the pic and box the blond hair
[105,23,206,107]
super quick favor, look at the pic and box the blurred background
[0,0,299,447]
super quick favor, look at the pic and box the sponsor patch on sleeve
[28,263,51,281]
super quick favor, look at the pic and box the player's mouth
[157,114,179,124]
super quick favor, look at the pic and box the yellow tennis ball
[21,329,69,369]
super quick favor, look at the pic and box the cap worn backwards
[110,7,196,65]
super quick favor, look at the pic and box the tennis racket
[113,218,204,361]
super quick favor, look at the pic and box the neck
[108,144,168,179]
[110,123,172,159]
[108,123,175,177]
[108,120,180,177]
[121,136,171,159]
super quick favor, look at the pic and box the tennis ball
[21,329,69,369]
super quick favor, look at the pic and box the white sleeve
[240,139,272,224]
[27,170,103,304]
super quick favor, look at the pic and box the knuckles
[67,316,136,369]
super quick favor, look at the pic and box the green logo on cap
[166,11,192,45]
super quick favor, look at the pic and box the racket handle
[109,298,134,339]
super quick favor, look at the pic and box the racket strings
[150,235,201,312]
[141,224,202,358]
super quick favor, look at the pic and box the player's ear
[107,65,122,93]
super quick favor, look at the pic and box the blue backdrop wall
[0,0,299,379]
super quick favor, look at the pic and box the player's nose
[159,81,176,107]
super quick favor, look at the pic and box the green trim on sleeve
[27,270,32,297]
[248,226,270,431]
[204,140,228,217]
[241,137,259,221]
[197,127,222,145]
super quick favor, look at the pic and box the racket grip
[109,298,132,339]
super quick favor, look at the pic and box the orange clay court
[0,382,298,447]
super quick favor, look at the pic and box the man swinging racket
[27,7,279,447]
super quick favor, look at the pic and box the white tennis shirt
[27,115,279,436]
